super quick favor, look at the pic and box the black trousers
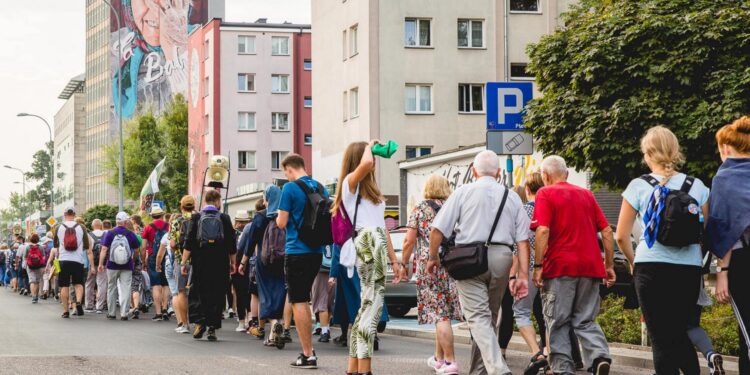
[499,287,514,349]
[730,250,750,374]
[635,262,701,375]
[231,273,250,320]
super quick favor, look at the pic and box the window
[238,35,256,54]
[238,112,255,131]
[304,96,312,108]
[458,19,484,48]
[342,91,348,121]
[271,74,289,93]
[238,151,256,170]
[458,84,484,113]
[271,151,288,171]
[405,84,432,113]
[510,0,540,12]
[342,29,347,60]
[304,59,312,70]
[238,73,255,92]
[271,112,289,131]
[204,39,210,60]
[510,63,533,80]
[405,18,431,47]
[349,88,359,118]
[203,77,209,97]
[272,36,290,55]
[349,25,358,56]
[304,134,312,145]
[405,146,432,159]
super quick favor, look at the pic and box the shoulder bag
[440,188,509,280]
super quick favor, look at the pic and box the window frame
[510,63,535,81]
[271,74,290,94]
[271,112,290,131]
[349,24,359,57]
[271,36,290,56]
[405,146,433,159]
[404,83,434,114]
[404,18,433,48]
[237,35,256,54]
[304,96,312,108]
[304,134,312,145]
[509,0,542,14]
[457,19,485,49]
[238,151,257,171]
[303,59,312,70]
[271,151,288,171]
[342,91,348,122]
[342,29,348,61]
[237,73,256,93]
[458,83,486,114]
[238,111,256,131]
[349,87,359,119]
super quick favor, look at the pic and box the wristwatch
[533,264,543,269]
[509,275,517,281]
[716,266,728,273]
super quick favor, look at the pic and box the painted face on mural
[132,0,161,47]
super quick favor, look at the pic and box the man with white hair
[427,150,531,375]
[99,212,141,320]
[532,155,615,375]
[84,219,107,314]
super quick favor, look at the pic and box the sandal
[263,339,276,347]
[524,351,548,375]
[61,312,70,319]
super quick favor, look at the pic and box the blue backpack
[149,223,168,257]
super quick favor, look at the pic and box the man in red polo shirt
[531,156,615,375]
[142,207,170,321]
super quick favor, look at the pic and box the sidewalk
[384,319,740,374]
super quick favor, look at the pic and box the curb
[383,327,740,374]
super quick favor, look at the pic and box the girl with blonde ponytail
[616,125,717,375]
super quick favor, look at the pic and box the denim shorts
[165,258,178,296]
[147,254,168,287]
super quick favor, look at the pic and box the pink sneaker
[433,359,446,371]
[437,361,459,375]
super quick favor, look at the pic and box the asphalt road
[0,288,653,374]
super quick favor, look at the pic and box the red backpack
[26,245,45,269]
[61,223,79,251]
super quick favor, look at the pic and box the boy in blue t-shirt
[277,153,325,369]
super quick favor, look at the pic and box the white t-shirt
[56,221,87,264]
[160,233,173,255]
[342,176,386,230]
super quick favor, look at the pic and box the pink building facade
[188,19,312,200]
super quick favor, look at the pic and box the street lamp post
[101,0,124,212]
[4,165,26,221]
[17,113,54,216]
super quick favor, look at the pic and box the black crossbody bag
[441,189,509,280]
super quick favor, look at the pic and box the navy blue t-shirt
[278,176,328,255]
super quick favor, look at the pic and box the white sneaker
[235,322,247,332]
[176,325,190,334]
[174,324,183,332]
[427,356,440,368]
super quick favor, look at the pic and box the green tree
[104,94,188,211]
[525,0,750,189]
[25,141,53,211]
[82,204,125,229]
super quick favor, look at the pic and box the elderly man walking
[427,150,531,375]
[532,156,615,375]
[99,212,141,320]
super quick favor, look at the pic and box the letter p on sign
[486,82,533,131]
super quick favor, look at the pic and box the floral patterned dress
[408,200,463,325]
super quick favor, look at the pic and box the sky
[0,0,310,212]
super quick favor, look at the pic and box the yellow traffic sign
[46,217,57,227]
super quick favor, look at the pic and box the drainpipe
[293,28,302,160]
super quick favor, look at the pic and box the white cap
[116,211,129,222]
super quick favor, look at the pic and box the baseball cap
[64,206,76,215]
[116,211,129,222]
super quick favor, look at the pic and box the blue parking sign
[486,82,533,130]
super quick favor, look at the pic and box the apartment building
[312,0,574,209]
[54,74,87,219]
[187,19,312,201]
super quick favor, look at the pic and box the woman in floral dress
[403,174,462,374]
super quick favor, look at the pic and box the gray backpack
[110,234,132,265]
[198,211,224,246]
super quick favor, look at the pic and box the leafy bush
[597,295,642,345]
[82,205,130,229]
[595,294,740,356]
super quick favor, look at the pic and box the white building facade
[54,74,87,219]
[312,0,575,212]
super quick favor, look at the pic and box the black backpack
[198,210,224,247]
[294,180,333,248]
[91,232,104,265]
[641,175,703,247]
[0,251,5,265]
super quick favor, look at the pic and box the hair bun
[735,116,750,134]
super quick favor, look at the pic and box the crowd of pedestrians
[2,122,750,374]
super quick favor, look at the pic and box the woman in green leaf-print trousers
[331,140,406,375]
